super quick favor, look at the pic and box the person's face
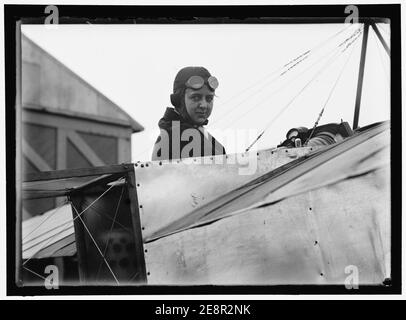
[184,85,214,125]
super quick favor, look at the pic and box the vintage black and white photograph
[5,3,401,296]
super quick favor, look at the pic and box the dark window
[22,123,57,169]
[78,131,118,165]
[67,139,93,169]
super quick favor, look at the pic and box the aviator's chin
[194,115,207,124]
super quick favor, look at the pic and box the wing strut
[353,22,370,130]
[353,20,390,130]
[371,23,390,57]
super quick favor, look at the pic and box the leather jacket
[152,108,226,161]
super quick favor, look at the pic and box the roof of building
[21,34,143,133]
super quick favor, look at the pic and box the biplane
[18,17,391,287]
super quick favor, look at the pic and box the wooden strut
[23,163,133,182]
[353,22,370,130]
[69,196,89,283]
[371,23,391,57]
[127,171,148,284]
[353,21,390,130]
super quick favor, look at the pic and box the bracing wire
[373,29,390,84]
[132,24,360,161]
[22,199,69,242]
[216,40,348,129]
[245,30,363,152]
[95,185,125,280]
[22,224,71,266]
[23,266,47,281]
[210,52,310,123]
[305,35,360,144]
[215,23,356,108]
[212,26,363,128]
[23,221,73,252]
[128,271,140,282]
[211,24,358,125]
[84,198,133,233]
[209,54,309,127]
[22,180,120,266]
[214,52,309,109]
[72,204,120,285]
[375,23,391,57]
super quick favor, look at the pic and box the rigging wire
[22,180,120,266]
[95,185,125,280]
[213,52,308,110]
[23,220,73,250]
[215,23,356,108]
[72,203,120,285]
[215,42,347,129]
[128,270,140,282]
[373,29,390,84]
[24,195,132,254]
[209,54,310,127]
[132,25,359,161]
[23,266,47,281]
[211,52,310,120]
[245,31,363,152]
[212,26,363,128]
[22,222,74,264]
[305,35,360,145]
[81,196,133,233]
[210,24,358,125]
[22,199,69,242]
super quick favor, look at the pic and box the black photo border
[5,3,402,296]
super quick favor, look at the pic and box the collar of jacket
[158,107,208,130]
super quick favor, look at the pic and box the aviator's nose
[197,98,209,110]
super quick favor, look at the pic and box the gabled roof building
[21,34,143,218]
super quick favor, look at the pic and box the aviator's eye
[190,94,201,102]
[206,96,214,103]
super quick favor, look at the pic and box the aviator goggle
[185,75,219,91]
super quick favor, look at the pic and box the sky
[21,22,390,161]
